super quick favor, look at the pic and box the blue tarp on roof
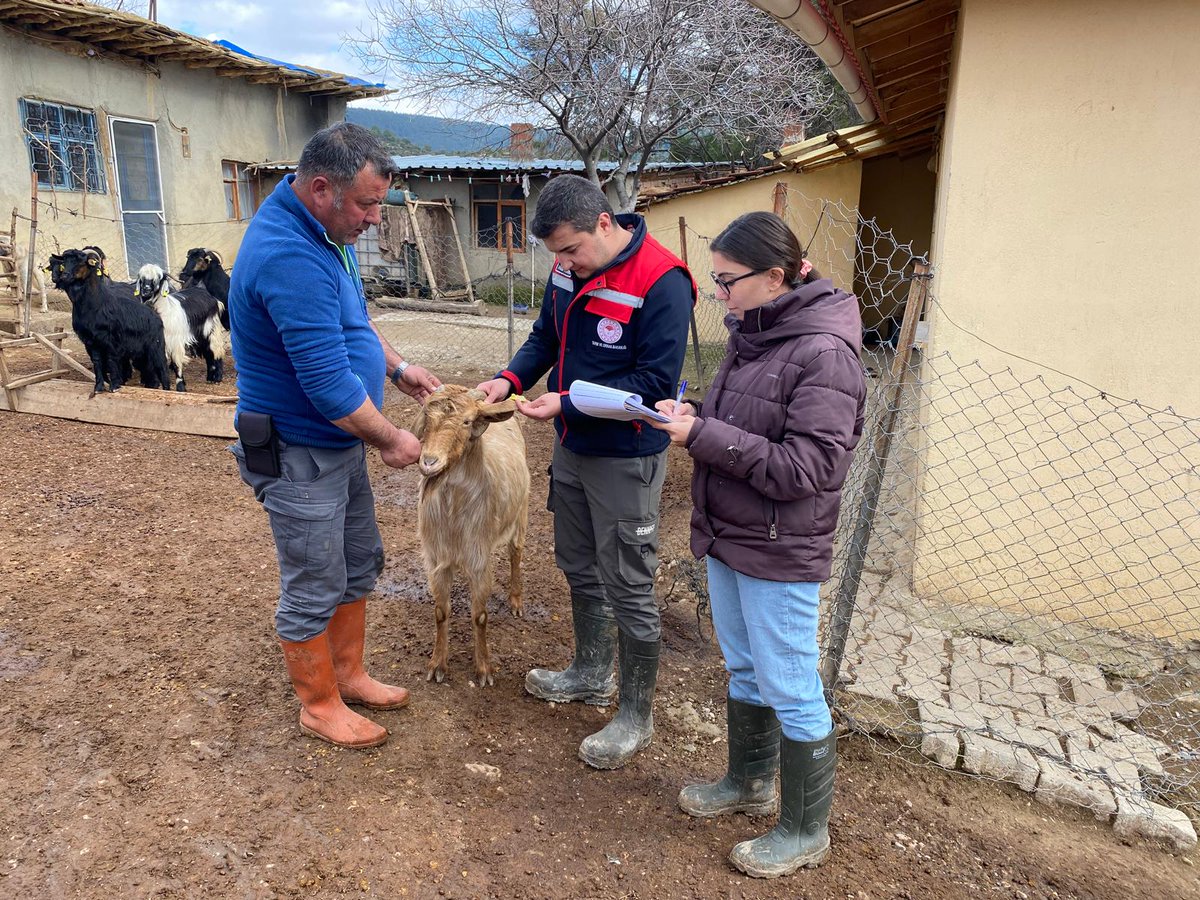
[214,39,385,89]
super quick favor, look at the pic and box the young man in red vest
[479,174,696,769]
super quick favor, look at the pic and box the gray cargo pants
[232,438,385,643]
[549,443,668,642]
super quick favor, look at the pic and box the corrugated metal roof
[249,156,737,180]
[391,155,716,174]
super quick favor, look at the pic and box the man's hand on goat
[476,378,513,404]
[398,365,441,403]
[380,429,422,469]
[515,391,561,421]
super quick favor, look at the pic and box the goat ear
[85,253,100,268]
[411,405,428,440]
[477,398,517,422]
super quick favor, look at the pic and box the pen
[674,379,688,413]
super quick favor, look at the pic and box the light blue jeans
[706,556,832,741]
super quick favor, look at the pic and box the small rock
[464,762,501,781]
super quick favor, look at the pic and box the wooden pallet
[0,332,236,438]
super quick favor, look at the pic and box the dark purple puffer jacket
[685,279,866,582]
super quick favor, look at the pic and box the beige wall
[641,165,863,345]
[915,0,1200,641]
[925,0,1200,415]
[1,30,343,281]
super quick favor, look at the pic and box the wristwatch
[390,360,410,388]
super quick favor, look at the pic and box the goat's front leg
[470,565,496,687]
[86,348,107,394]
[426,564,454,684]
[507,526,525,619]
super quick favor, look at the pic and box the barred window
[472,181,525,251]
[19,98,107,193]
[222,160,258,222]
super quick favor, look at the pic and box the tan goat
[412,385,530,686]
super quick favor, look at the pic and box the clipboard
[568,380,671,424]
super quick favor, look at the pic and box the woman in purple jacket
[651,212,866,879]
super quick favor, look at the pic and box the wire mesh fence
[651,186,1200,837]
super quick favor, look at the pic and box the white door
[110,117,168,277]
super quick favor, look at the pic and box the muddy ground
[1,328,1198,899]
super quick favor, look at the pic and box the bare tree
[352,0,836,210]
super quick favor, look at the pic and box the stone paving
[839,601,1197,853]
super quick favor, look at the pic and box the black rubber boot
[679,696,780,817]
[729,730,837,878]
[578,631,658,770]
[525,597,617,706]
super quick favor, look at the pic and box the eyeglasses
[709,269,763,293]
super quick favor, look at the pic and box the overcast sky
[153,0,408,111]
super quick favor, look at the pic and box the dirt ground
[1,332,1198,899]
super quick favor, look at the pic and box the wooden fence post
[22,172,39,337]
[772,181,787,217]
[678,215,705,391]
[505,220,515,360]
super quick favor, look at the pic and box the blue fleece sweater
[230,175,383,448]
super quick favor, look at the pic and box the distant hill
[346,108,513,155]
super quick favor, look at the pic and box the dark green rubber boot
[578,631,658,769]
[525,597,617,706]
[679,696,780,817]
[729,729,836,878]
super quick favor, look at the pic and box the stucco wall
[640,165,863,344]
[925,0,1199,415]
[1,30,342,279]
[915,0,1200,641]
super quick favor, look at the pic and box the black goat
[136,264,227,389]
[80,244,136,302]
[60,248,171,393]
[180,248,230,329]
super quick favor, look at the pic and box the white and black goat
[136,264,227,391]
[60,248,171,393]
[180,248,231,329]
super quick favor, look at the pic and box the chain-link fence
[646,187,1200,840]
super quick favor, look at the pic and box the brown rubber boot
[327,599,410,710]
[280,632,388,749]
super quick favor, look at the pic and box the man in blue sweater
[230,123,440,750]
[479,175,695,769]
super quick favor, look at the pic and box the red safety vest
[564,233,697,327]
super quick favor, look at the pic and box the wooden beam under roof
[106,36,179,53]
[872,54,947,91]
[885,93,946,124]
[837,0,923,28]
[867,30,954,73]
[877,65,946,99]
[883,77,945,110]
[854,0,958,48]
[862,12,956,60]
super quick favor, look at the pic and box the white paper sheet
[568,380,672,423]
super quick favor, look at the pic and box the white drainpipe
[750,0,879,124]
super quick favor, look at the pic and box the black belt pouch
[238,411,281,477]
